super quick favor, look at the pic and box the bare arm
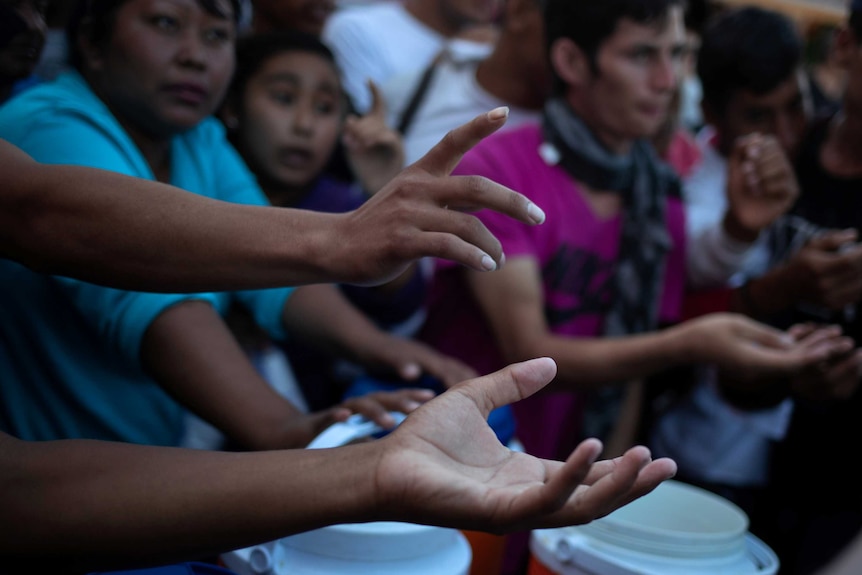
[0,358,676,574]
[141,300,349,450]
[467,258,843,390]
[282,284,477,387]
[0,109,544,293]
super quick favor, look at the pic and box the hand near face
[343,80,405,194]
[332,107,546,287]
[375,358,677,532]
[724,133,799,242]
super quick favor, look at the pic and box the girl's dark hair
[68,0,242,71]
[228,30,338,106]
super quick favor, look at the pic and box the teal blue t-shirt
[0,72,293,445]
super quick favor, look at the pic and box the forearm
[3,142,340,292]
[141,301,303,449]
[511,330,686,390]
[0,433,379,572]
[686,220,754,289]
[732,267,799,318]
[281,284,389,364]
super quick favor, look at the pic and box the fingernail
[527,202,546,224]
[481,254,497,271]
[487,106,509,120]
[499,252,506,268]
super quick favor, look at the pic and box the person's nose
[652,54,678,93]
[291,102,315,136]
[176,30,208,70]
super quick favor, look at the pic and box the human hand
[374,358,677,532]
[782,230,862,310]
[338,388,436,430]
[680,313,848,380]
[331,107,546,286]
[724,134,799,242]
[787,324,862,401]
[358,332,478,389]
[343,80,405,194]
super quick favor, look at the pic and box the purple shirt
[420,123,686,460]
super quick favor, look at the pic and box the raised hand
[343,80,405,193]
[332,107,546,286]
[724,133,799,242]
[375,358,677,532]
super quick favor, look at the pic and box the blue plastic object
[91,562,238,575]
[343,373,517,445]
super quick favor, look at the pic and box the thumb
[451,357,557,418]
[413,106,510,175]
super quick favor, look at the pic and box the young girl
[221,30,516,441]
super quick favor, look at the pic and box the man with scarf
[418,2,851,573]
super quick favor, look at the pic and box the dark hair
[228,30,339,106]
[544,0,684,78]
[851,7,862,43]
[698,6,802,115]
[68,0,241,71]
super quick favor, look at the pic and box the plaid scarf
[542,97,679,441]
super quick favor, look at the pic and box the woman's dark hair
[697,6,803,116]
[543,0,684,93]
[67,0,242,71]
[228,30,339,106]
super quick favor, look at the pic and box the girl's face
[84,0,236,138]
[234,50,343,195]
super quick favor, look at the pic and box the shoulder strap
[395,51,445,136]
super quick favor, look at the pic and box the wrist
[722,211,760,244]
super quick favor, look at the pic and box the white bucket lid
[529,480,779,575]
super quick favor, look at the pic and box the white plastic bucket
[528,479,779,575]
[221,413,472,575]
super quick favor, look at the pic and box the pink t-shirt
[420,123,686,460]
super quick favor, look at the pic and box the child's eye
[150,15,179,32]
[271,92,295,105]
[204,27,233,45]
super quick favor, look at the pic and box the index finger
[413,107,511,177]
[365,79,386,119]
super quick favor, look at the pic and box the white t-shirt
[383,50,539,165]
[322,1,491,114]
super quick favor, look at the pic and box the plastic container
[221,413,472,575]
[528,479,779,575]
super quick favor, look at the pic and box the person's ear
[832,25,858,69]
[549,37,590,88]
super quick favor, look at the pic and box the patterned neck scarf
[542,96,680,441]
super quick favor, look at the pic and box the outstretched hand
[334,108,546,286]
[374,358,677,533]
[685,312,851,380]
